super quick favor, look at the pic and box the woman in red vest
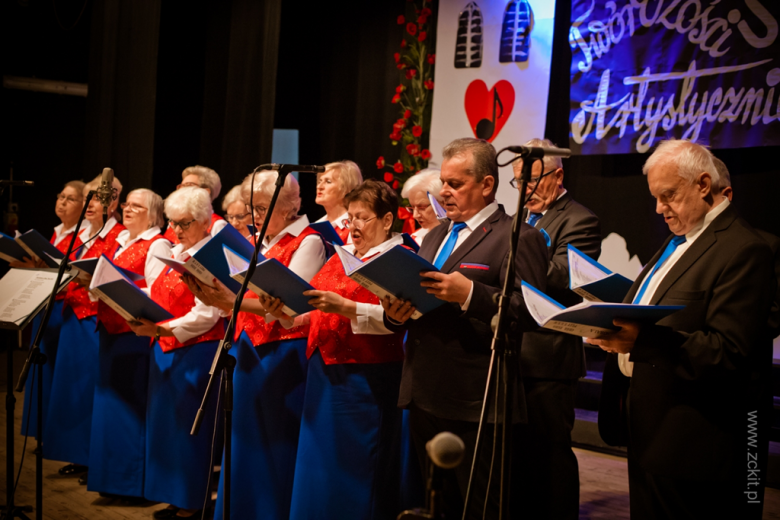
[17,180,87,438]
[163,165,227,244]
[221,185,253,239]
[128,186,225,520]
[188,170,328,520]
[314,160,363,244]
[46,174,125,480]
[87,188,172,500]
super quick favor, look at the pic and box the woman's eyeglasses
[341,216,376,230]
[169,218,196,231]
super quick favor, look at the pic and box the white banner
[429,0,557,211]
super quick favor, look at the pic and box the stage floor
[3,347,780,519]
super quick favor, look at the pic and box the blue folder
[0,232,28,263]
[567,244,634,303]
[16,229,65,268]
[233,258,316,317]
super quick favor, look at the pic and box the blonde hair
[164,186,213,224]
[240,170,301,220]
[182,165,221,201]
[320,161,363,200]
[221,185,244,212]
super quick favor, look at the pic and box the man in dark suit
[384,137,548,519]
[595,140,776,519]
[511,138,601,519]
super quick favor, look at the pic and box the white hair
[642,139,720,186]
[240,170,301,219]
[128,188,165,229]
[221,185,244,212]
[164,186,213,224]
[401,168,443,201]
[182,165,221,201]
[513,138,563,172]
[320,160,363,199]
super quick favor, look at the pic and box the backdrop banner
[569,0,780,155]
[429,0,556,211]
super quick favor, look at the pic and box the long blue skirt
[214,333,308,520]
[289,350,403,520]
[87,326,150,497]
[399,409,425,510]
[144,340,219,510]
[44,307,98,465]
[21,300,64,438]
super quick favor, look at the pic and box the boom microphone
[254,163,326,173]
[96,167,115,214]
[426,432,466,469]
[507,145,572,158]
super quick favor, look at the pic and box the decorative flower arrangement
[376,0,436,198]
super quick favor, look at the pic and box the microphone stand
[191,164,294,520]
[460,149,543,520]
[13,191,95,520]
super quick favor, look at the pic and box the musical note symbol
[475,89,504,140]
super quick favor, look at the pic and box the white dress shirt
[316,211,352,244]
[211,218,229,237]
[53,221,88,247]
[76,217,119,259]
[618,198,731,377]
[410,226,431,245]
[165,235,224,344]
[113,227,172,289]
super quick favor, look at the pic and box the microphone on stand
[95,167,115,215]
[506,145,572,158]
[253,163,326,174]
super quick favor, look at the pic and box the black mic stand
[191,164,295,520]
[460,149,543,520]
[12,191,95,520]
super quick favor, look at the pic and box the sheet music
[0,269,71,326]
[334,244,363,275]
[568,247,609,288]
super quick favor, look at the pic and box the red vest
[235,227,321,346]
[164,213,223,245]
[97,234,166,334]
[306,254,404,365]
[51,229,83,300]
[335,225,351,245]
[150,262,225,353]
[63,223,125,319]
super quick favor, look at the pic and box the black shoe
[175,509,202,519]
[152,506,180,519]
[78,472,88,485]
[58,463,88,476]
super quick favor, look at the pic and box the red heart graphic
[464,80,515,142]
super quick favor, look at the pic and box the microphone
[254,163,326,173]
[507,145,572,158]
[426,432,465,469]
[0,180,34,187]
[96,167,115,214]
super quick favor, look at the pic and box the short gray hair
[712,157,731,189]
[642,140,720,187]
[514,138,563,172]
[320,160,363,199]
[240,170,301,219]
[442,138,498,192]
[182,165,221,201]
[401,168,443,201]
[221,185,244,212]
[165,186,213,224]
[128,188,164,229]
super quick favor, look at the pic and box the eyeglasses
[169,218,197,231]
[316,178,334,187]
[121,202,147,213]
[245,204,268,217]
[56,194,83,204]
[226,212,250,222]
[177,182,204,190]
[342,216,376,230]
[409,204,431,212]
[509,169,557,188]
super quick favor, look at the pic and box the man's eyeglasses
[342,216,377,230]
[226,212,250,222]
[121,202,147,213]
[57,194,83,204]
[509,169,557,189]
[169,218,197,231]
[177,182,204,190]
[245,204,268,217]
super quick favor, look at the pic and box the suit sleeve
[547,210,601,292]
[630,240,775,381]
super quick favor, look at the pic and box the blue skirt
[44,307,98,465]
[87,325,150,497]
[289,350,403,520]
[21,300,64,438]
[214,332,308,520]
[399,408,425,510]
[144,340,219,510]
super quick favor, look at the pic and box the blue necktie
[527,213,543,228]
[433,222,467,269]
[632,235,687,304]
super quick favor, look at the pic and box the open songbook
[0,268,76,327]
[224,247,315,318]
[308,220,344,247]
[567,244,635,303]
[427,191,448,223]
[70,257,143,284]
[334,244,445,320]
[521,281,683,338]
[0,232,29,264]
[12,229,66,268]
[154,224,255,296]
[89,255,173,323]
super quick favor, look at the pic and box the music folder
[0,231,28,263]
[521,281,684,339]
[14,229,65,268]
[309,220,344,247]
[70,257,144,283]
[0,268,76,329]
[567,244,635,303]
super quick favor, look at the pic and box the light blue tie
[433,222,468,269]
[527,213,543,228]
[632,235,687,304]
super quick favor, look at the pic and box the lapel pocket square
[459,263,490,271]
[539,228,551,247]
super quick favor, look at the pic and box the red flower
[384,172,394,182]
[424,79,434,90]
[417,31,427,42]
[395,84,404,94]
[390,130,402,141]
[421,149,432,160]
[405,68,417,79]
[394,119,407,131]
[406,22,417,36]
[396,63,406,70]
[393,162,404,173]
[427,53,436,64]
[392,93,401,103]
[412,125,423,137]
[392,180,400,190]
[397,15,405,24]
[401,39,407,48]
[377,156,385,169]
[421,7,432,16]
[404,109,412,119]
[394,52,400,63]
[417,15,428,24]
[406,143,421,156]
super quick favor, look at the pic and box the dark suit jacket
[598,205,776,482]
[385,206,549,423]
[520,192,601,379]
[756,229,780,338]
